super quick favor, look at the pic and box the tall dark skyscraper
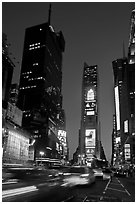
[17,6,65,161]
[79,63,100,163]
[17,20,65,125]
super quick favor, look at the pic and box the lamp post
[39,151,44,165]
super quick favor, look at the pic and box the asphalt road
[2,176,135,202]
[68,176,135,202]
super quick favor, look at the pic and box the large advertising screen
[58,130,66,137]
[85,129,96,147]
[124,144,130,160]
[85,147,95,155]
[7,102,23,126]
[85,129,96,137]
[87,89,94,101]
[124,120,128,133]
[114,86,120,131]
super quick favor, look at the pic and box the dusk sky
[2,1,134,161]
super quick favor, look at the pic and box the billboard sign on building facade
[5,130,29,162]
[6,102,22,126]
[85,129,96,147]
[124,120,128,133]
[114,86,120,131]
[124,144,130,160]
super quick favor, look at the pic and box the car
[102,168,113,180]
[62,166,95,187]
[93,168,103,179]
[114,169,126,177]
[2,166,73,202]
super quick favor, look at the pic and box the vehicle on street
[2,166,73,202]
[102,168,113,180]
[62,166,95,187]
[114,169,126,177]
[93,168,103,179]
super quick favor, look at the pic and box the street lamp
[39,151,44,166]
[39,151,44,157]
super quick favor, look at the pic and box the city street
[2,3,135,203]
[68,177,135,202]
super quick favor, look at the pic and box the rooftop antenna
[48,3,52,25]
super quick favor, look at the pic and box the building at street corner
[112,9,135,167]
[79,62,101,164]
[17,5,66,166]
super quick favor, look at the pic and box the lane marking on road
[62,195,74,202]
[110,182,121,185]
[125,189,131,196]
[107,187,127,193]
[82,196,87,202]
[104,179,111,191]
[117,178,131,196]
[102,178,111,195]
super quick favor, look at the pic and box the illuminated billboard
[85,129,96,147]
[124,120,128,133]
[85,129,96,137]
[58,130,66,137]
[86,111,95,115]
[87,89,94,101]
[7,102,23,126]
[114,86,120,131]
[116,137,120,144]
[85,137,95,147]
[124,144,130,160]
[86,147,95,155]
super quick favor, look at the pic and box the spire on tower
[48,3,52,25]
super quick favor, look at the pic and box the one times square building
[79,63,100,163]
[17,12,65,161]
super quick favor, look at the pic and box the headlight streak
[2,185,38,198]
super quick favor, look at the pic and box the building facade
[128,9,135,64]
[79,62,100,163]
[2,33,15,110]
[112,9,135,167]
[17,16,65,164]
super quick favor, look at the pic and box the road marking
[102,178,111,196]
[117,178,131,196]
[82,196,87,202]
[107,187,127,193]
[125,189,131,196]
[104,179,111,191]
[62,195,74,202]
[110,182,121,185]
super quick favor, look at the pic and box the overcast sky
[2,2,134,161]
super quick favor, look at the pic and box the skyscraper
[79,63,100,163]
[17,6,65,162]
[112,9,135,166]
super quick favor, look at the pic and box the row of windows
[22,71,32,75]
[20,85,36,90]
[29,42,40,47]
[29,46,40,50]
[28,77,45,81]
